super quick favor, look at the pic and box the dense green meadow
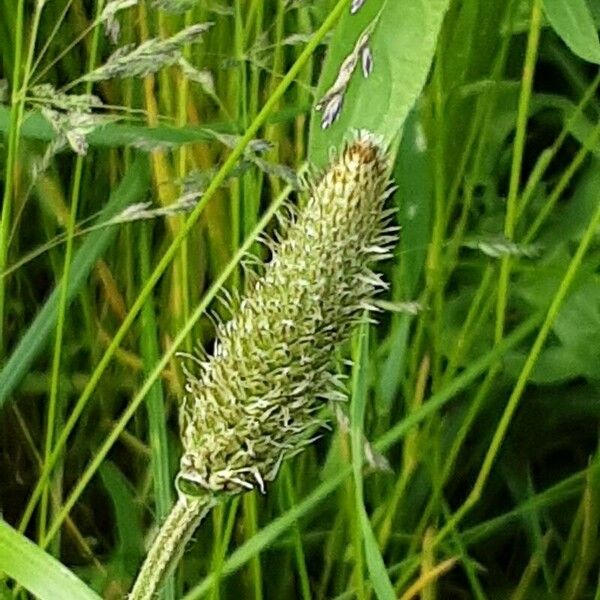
[1,0,600,598]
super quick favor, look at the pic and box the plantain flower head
[177,131,396,498]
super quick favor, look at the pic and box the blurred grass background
[0,0,600,598]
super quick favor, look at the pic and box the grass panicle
[81,23,213,83]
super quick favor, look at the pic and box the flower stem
[131,495,215,600]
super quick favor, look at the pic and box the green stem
[282,467,311,600]
[427,43,447,390]
[494,0,541,343]
[243,493,263,600]
[0,0,25,354]
[39,0,106,545]
[174,7,194,359]
[140,222,174,600]
[130,496,215,600]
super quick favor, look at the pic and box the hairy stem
[131,495,216,600]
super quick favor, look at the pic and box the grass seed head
[177,131,396,498]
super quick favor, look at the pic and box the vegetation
[0,0,599,598]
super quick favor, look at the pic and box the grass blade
[139,223,175,599]
[0,105,307,149]
[0,518,101,600]
[351,318,395,600]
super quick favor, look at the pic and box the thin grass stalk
[264,0,286,200]
[494,0,542,342]
[245,0,265,251]
[39,0,107,545]
[345,436,366,598]
[427,33,448,390]
[0,0,25,353]
[229,0,246,291]
[294,5,314,162]
[281,466,312,600]
[174,6,194,356]
[140,222,175,600]
[243,493,262,600]
[209,496,240,600]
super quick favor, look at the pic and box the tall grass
[1,0,600,598]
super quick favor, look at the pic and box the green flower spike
[130,130,396,600]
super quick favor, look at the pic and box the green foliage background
[0,0,599,598]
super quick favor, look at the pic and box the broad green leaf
[552,278,600,377]
[308,0,450,166]
[394,110,432,300]
[0,519,101,600]
[542,0,600,64]
[592,1,600,25]
[540,159,600,243]
[0,156,149,407]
